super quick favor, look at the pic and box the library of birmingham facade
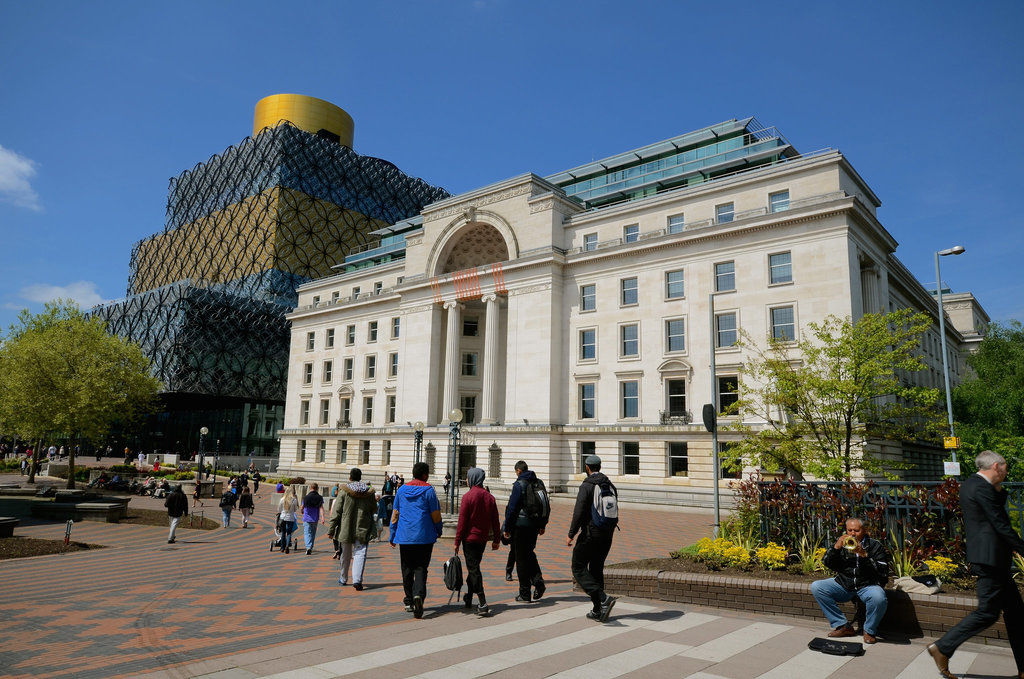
[277,103,988,504]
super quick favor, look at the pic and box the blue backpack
[591,480,619,530]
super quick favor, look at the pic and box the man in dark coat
[567,454,618,622]
[164,485,188,544]
[502,461,547,603]
[929,451,1024,679]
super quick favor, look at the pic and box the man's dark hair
[587,461,601,472]
[514,460,529,473]
[350,468,362,481]
[412,462,430,481]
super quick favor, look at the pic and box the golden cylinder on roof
[253,94,354,148]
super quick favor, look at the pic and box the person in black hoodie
[502,461,548,603]
[164,485,188,544]
[810,517,890,644]
[567,455,618,622]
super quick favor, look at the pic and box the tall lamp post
[447,409,463,515]
[198,426,208,495]
[707,293,721,538]
[935,245,966,464]
[413,421,424,464]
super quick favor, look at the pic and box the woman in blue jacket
[390,461,443,619]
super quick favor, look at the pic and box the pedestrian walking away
[327,467,377,590]
[567,454,619,622]
[277,485,299,553]
[301,482,326,554]
[929,450,1024,679]
[238,486,254,528]
[192,482,203,508]
[454,467,501,615]
[218,485,238,527]
[165,484,188,544]
[390,461,443,619]
[503,460,549,603]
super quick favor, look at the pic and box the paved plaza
[0,476,1017,679]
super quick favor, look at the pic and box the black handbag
[807,637,865,656]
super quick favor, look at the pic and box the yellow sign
[943,436,961,449]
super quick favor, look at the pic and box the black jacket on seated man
[822,536,890,590]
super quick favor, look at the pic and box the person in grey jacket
[327,468,377,590]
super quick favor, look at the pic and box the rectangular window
[579,328,596,361]
[579,441,596,474]
[312,296,320,306]
[666,270,684,299]
[769,190,790,213]
[388,352,399,377]
[368,321,378,342]
[383,440,392,466]
[463,317,479,337]
[668,441,688,477]
[360,440,370,465]
[373,281,383,294]
[322,360,333,383]
[623,223,639,243]
[583,233,598,251]
[622,441,640,475]
[580,284,596,311]
[318,440,326,463]
[302,363,313,385]
[771,306,796,341]
[343,358,353,381]
[305,331,315,351]
[319,399,330,425]
[391,317,400,339]
[363,397,374,424]
[667,214,685,234]
[340,398,351,426]
[339,440,348,464]
[387,395,397,423]
[460,395,477,424]
[300,400,310,426]
[720,442,742,479]
[620,277,638,306]
[352,286,360,298]
[769,252,792,284]
[666,379,686,416]
[715,312,737,348]
[621,380,639,418]
[715,261,735,292]
[298,440,306,462]
[365,355,377,379]
[579,383,596,419]
[461,352,478,376]
[345,325,355,345]
[331,291,340,303]
[621,324,639,357]
[666,318,685,352]
[716,202,734,224]
[325,328,335,348]
[718,376,739,413]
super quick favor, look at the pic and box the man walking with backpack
[567,455,618,622]
[503,460,549,603]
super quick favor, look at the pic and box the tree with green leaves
[0,301,162,488]
[722,308,944,480]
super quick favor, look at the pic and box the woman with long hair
[277,485,299,553]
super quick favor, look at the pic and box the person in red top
[453,467,501,615]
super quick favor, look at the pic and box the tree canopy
[0,301,162,487]
[722,308,944,480]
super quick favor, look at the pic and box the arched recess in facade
[427,209,519,277]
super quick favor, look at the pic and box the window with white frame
[331,291,340,303]
[298,439,307,462]
[365,355,377,379]
[579,383,596,419]
[718,376,739,413]
[622,441,640,475]
[715,261,735,292]
[338,440,348,463]
[715,312,737,348]
[326,328,335,348]
[666,269,684,299]
[668,214,685,234]
[579,441,596,473]
[720,442,742,478]
[621,380,639,418]
[665,318,685,352]
[771,305,795,341]
[352,286,360,298]
[360,440,370,465]
[621,323,639,357]
[383,440,391,466]
[300,400,310,426]
[320,398,330,425]
[391,317,400,338]
[363,397,373,424]
[580,284,596,311]
[623,223,639,243]
[368,321,378,342]
[387,395,397,423]
[463,317,479,337]
[346,325,355,345]
[583,233,598,251]
[769,252,792,284]
[388,352,399,377]
[340,397,351,426]
[716,202,734,224]
[305,331,315,351]
[461,352,478,376]
[302,362,313,385]
[322,360,333,383]
[373,281,383,295]
[579,328,596,361]
[621,277,638,306]
[460,395,477,424]
[668,441,688,476]
[312,296,320,306]
[769,190,790,213]
[318,440,327,463]
[666,379,686,417]
[343,358,353,381]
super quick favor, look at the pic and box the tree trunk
[66,436,76,490]
[27,438,42,483]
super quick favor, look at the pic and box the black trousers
[399,543,433,605]
[512,526,544,598]
[572,528,614,609]
[937,564,1024,671]
[463,541,486,595]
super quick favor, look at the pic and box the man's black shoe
[305,549,312,555]
[515,594,532,603]
[586,610,601,621]
[533,582,546,600]
[413,595,424,619]
[505,570,513,582]
[463,592,473,609]
[598,595,617,622]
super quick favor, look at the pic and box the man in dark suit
[929,450,1024,679]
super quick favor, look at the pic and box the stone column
[861,262,879,315]
[479,293,502,424]
[442,301,462,418]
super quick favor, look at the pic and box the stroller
[270,512,298,552]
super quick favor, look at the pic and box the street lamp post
[708,293,721,538]
[935,245,966,465]
[413,421,424,464]
[198,426,208,495]
[447,409,463,515]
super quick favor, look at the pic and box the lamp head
[200,427,209,435]
[938,246,966,256]
[414,421,424,432]
[448,409,464,423]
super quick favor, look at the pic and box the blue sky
[1,0,1021,332]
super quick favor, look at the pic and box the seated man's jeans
[810,578,888,635]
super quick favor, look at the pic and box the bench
[0,517,19,537]
[30,501,128,523]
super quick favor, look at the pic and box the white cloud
[19,281,104,308]
[0,144,41,211]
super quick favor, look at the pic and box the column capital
[443,300,463,311]
[481,293,500,304]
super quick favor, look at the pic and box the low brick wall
[603,568,1012,645]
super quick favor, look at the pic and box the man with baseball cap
[567,454,619,622]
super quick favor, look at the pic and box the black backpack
[443,554,463,604]
[219,491,235,508]
[520,477,550,528]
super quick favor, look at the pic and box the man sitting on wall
[810,517,890,644]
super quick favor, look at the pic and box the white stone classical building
[278,118,984,505]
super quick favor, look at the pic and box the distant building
[94,95,449,457]
[277,117,984,504]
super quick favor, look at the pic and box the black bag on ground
[444,554,464,604]
[807,637,865,656]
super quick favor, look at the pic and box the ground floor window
[298,439,306,462]
[579,441,595,473]
[317,440,326,463]
[337,440,347,464]
[360,440,370,465]
[622,441,640,475]
[668,441,688,476]
[383,440,392,467]
[719,442,741,478]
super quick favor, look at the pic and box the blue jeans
[303,521,318,550]
[810,578,888,635]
